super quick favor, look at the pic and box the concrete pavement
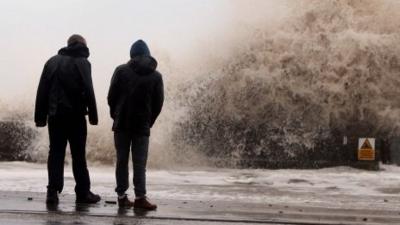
[1,191,400,225]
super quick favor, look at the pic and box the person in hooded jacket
[108,40,164,210]
[35,34,101,205]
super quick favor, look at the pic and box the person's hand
[35,121,47,127]
[89,118,98,126]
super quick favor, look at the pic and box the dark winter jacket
[107,40,164,136]
[34,43,98,127]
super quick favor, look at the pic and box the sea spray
[2,0,400,168]
[172,0,400,167]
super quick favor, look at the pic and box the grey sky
[0,0,233,105]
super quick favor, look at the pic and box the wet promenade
[1,191,400,225]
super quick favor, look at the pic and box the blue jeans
[114,131,149,197]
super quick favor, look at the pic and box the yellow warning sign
[358,138,375,161]
[360,139,373,150]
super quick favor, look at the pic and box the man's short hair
[67,34,87,46]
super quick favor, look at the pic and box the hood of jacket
[128,55,158,75]
[130,39,151,58]
[128,39,157,75]
[58,42,89,58]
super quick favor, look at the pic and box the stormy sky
[0,0,235,104]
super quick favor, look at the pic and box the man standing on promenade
[108,40,164,210]
[35,34,101,204]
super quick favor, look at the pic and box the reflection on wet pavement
[133,208,150,217]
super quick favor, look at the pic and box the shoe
[46,189,59,204]
[134,197,157,210]
[76,191,101,204]
[118,195,134,208]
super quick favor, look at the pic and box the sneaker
[118,195,134,208]
[76,191,101,204]
[134,197,157,210]
[46,189,59,204]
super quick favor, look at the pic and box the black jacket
[107,56,164,136]
[34,43,98,126]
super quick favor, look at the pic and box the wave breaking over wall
[171,0,400,168]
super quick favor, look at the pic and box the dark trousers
[114,131,149,197]
[47,114,91,196]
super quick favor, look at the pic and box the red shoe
[118,195,134,208]
[134,197,157,210]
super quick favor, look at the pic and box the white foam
[1,162,400,210]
